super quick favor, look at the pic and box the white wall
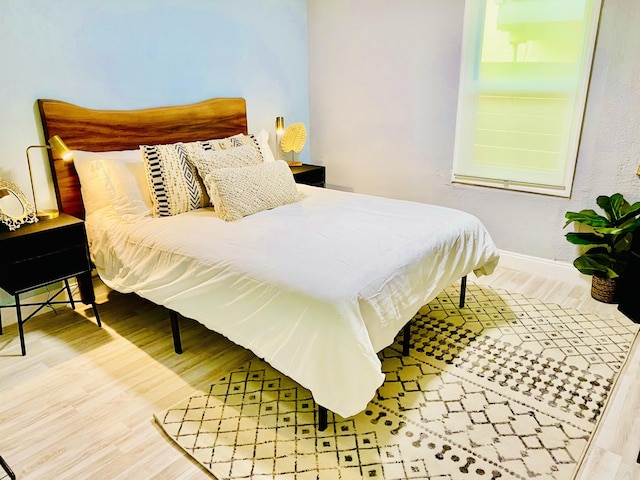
[0,0,310,212]
[308,0,640,264]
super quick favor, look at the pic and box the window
[452,0,602,197]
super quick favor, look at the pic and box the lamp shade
[48,135,72,160]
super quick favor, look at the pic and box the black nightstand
[0,213,101,355]
[290,164,325,188]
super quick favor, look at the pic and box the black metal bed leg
[64,279,76,309]
[92,303,102,327]
[318,405,328,431]
[459,275,467,308]
[402,322,411,356]
[15,295,26,356]
[169,310,183,354]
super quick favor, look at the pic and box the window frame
[452,0,602,197]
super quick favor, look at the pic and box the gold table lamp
[25,134,72,219]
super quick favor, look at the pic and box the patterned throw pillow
[204,160,303,222]
[190,145,263,181]
[182,133,264,163]
[140,143,208,217]
[202,133,262,154]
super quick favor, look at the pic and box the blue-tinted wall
[0,0,309,208]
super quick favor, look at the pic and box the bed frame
[37,97,467,431]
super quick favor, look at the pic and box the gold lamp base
[37,209,59,220]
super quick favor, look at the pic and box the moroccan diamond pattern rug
[155,284,639,479]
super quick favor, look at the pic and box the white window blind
[452,0,602,197]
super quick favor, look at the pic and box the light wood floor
[0,267,638,479]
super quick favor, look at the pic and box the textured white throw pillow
[205,160,303,221]
[182,133,264,162]
[190,144,263,179]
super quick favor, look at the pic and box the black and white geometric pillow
[140,142,208,217]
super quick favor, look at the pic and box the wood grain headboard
[38,97,248,219]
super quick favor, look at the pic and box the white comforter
[87,185,499,418]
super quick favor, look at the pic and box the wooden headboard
[38,97,248,219]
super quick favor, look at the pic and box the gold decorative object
[280,123,307,166]
[281,123,307,154]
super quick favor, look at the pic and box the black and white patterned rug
[155,284,639,479]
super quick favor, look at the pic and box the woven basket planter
[591,275,618,303]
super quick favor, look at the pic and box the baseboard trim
[498,250,590,286]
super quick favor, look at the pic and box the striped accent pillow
[140,143,208,217]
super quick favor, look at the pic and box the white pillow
[99,158,152,221]
[72,149,144,216]
[72,152,110,215]
[254,129,276,162]
[204,160,303,222]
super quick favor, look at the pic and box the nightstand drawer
[5,246,90,293]
[1,223,85,264]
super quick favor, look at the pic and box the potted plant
[564,193,640,303]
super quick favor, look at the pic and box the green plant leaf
[595,217,640,235]
[612,232,633,253]
[573,255,616,278]
[597,193,627,222]
[582,250,628,277]
[565,232,609,246]
[564,209,611,228]
[617,205,640,227]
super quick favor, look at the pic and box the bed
[37,97,500,427]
